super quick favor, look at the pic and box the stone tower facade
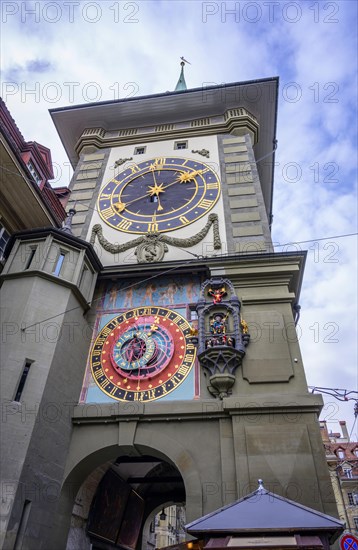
[0,78,338,549]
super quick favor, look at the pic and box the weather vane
[180,56,191,65]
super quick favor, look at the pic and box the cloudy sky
[1,0,357,436]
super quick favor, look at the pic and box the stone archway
[65,453,186,549]
[54,428,203,550]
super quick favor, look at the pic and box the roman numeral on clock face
[198,199,214,210]
[117,220,132,230]
[148,222,158,232]
[101,207,116,219]
[130,164,141,174]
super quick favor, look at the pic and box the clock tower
[0,71,338,549]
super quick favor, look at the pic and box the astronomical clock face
[97,156,221,234]
[90,307,196,402]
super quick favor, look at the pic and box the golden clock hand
[150,168,164,210]
[156,194,163,211]
[113,181,168,212]
[176,169,203,183]
[113,170,199,212]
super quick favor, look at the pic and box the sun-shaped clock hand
[147,182,165,211]
[113,169,199,213]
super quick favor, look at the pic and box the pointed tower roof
[186,480,344,539]
[175,61,187,91]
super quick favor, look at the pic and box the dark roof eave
[187,526,343,535]
[187,526,343,544]
[1,127,61,227]
[49,77,279,114]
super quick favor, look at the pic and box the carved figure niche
[196,277,250,398]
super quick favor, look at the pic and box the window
[348,493,358,506]
[53,253,65,276]
[343,468,353,478]
[174,140,188,150]
[353,448,358,457]
[79,265,89,289]
[189,308,198,321]
[337,449,345,459]
[354,517,358,530]
[14,361,33,402]
[134,146,146,155]
[27,161,42,185]
[25,248,36,270]
[0,224,10,259]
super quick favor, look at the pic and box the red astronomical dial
[90,307,196,402]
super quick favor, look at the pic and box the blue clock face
[97,156,221,233]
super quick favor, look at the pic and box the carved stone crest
[135,236,168,263]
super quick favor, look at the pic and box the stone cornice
[71,393,323,424]
[75,107,259,155]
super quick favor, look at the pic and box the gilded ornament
[191,149,210,158]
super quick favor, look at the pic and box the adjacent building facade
[0,98,67,265]
[321,420,358,534]
[0,77,342,549]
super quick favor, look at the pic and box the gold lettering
[172,375,182,385]
[148,222,159,233]
[179,215,189,225]
[198,199,214,210]
[207,182,219,189]
[101,207,116,219]
[154,157,166,168]
[117,220,132,231]
[177,365,189,376]
[130,164,140,174]
[93,368,105,379]
[149,158,166,171]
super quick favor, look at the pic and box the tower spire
[175,57,190,91]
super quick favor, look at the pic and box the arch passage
[66,453,186,549]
